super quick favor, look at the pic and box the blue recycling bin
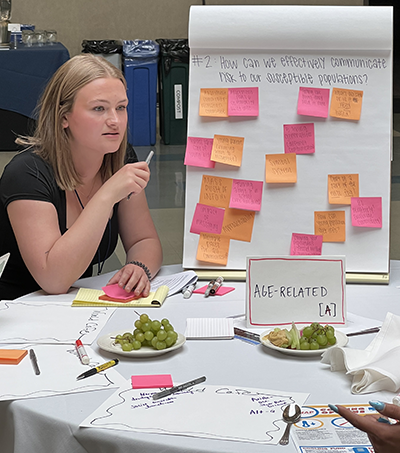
[123,40,159,146]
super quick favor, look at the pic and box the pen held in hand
[152,376,206,400]
[127,150,155,200]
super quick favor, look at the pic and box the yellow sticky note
[211,135,244,167]
[196,233,230,265]
[199,175,233,209]
[329,88,363,120]
[199,88,228,117]
[314,211,346,242]
[328,174,359,205]
[221,208,255,242]
[265,153,297,183]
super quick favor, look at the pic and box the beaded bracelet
[127,261,152,281]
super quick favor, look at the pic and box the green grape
[134,320,142,329]
[326,330,335,340]
[161,318,169,326]
[309,339,319,350]
[151,336,158,348]
[167,331,178,341]
[142,322,151,332]
[317,334,328,346]
[140,313,149,323]
[144,330,154,341]
[132,340,142,350]
[157,329,167,341]
[151,320,161,332]
[164,324,174,332]
[135,332,145,343]
[300,341,310,350]
[302,326,314,338]
[327,336,337,345]
[122,342,134,351]
[156,340,167,350]
[165,336,176,347]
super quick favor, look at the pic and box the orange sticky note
[328,174,359,205]
[211,135,244,167]
[265,153,297,183]
[314,211,346,242]
[199,88,228,117]
[221,208,255,242]
[199,175,233,209]
[0,349,28,365]
[196,233,230,265]
[329,88,363,120]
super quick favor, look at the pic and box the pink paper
[290,233,323,255]
[228,87,259,116]
[297,87,330,118]
[102,284,134,300]
[351,197,382,228]
[190,203,225,235]
[184,137,215,168]
[229,179,263,211]
[131,374,173,389]
[284,123,315,154]
[193,285,235,296]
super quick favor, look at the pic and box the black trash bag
[156,39,189,75]
[81,40,123,54]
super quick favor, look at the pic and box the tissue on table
[321,312,400,394]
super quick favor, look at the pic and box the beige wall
[12,0,363,57]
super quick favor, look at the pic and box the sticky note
[190,203,225,235]
[221,208,255,242]
[0,349,28,365]
[184,137,215,168]
[290,233,323,255]
[193,286,235,296]
[228,87,259,116]
[351,197,382,228]
[199,88,228,117]
[328,174,359,205]
[211,135,244,167]
[329,88,363,120]
[314,211,346,242]
[297,87,330,118]
[199,175,233,209]
[131,374,173,389]
[265,153,297,183]
[196,233,230,265]
[230,179,263,211]
[283,123,315,154]
[102,284,138,301]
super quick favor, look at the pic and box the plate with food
[260,322,348,356]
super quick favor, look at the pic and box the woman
[0,54,162,300]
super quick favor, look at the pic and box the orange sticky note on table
[0,349,28,365]
[221,208,255,242]
[196,233,230,265]
[199,175,233,209]
[199,88,228,117]
[351,197,382,228]
[265,153,297,183]
[314,211,346,242]
[211,135,244,167]
[329,88,363,120]
[328,174,359,205]
[131,374,173,389]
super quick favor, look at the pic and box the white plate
[260,329,348,356]
[97,330,186,358]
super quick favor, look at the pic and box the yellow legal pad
[72,286,169,308]
[0,349,28,365]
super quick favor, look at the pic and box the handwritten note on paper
[199,88,228,117]
[190,203,225,235]
[196,233,230,265]
[314,211,346,242]
[283,123,315,154]
[330,88,363,120]
[265,153,297,183]
[351,197,382,228]
[290,233,323,255]
[328,174,359,205]
[230,179,263,211]
[228,87,259,116]
[184,137,215,168]
[199,175,233,209]
[211,135,244,167]
[297,87,330,118]
[221,208,255,242]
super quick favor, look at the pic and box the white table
[1,263,399,453]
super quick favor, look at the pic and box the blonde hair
[16,54,128,191]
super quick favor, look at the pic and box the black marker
[76,358,119,380]
[152,376,206,400]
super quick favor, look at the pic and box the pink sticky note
[230,179,263,211]
[228,87,259,116]
[290,233,323,255]
[131,374,173,389]
[190,203,225,235]
[351,197,382,228]
[184,137,215,168]
[284,123,315,154]
[102,284,135,301]
[193,285,235,296]
[297,87,330,118]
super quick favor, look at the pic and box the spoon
[279,403,301,446]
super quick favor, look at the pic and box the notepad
[72,285,169,308]
[185,318,234,340]
[0,349,28,365]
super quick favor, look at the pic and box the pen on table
[75,339,90,365]
[346,326,381,337]
[127,150,155,200]
[182,282,196,299]
[152,376,206,400]
[29,349,40,376]
[76,358,119,381]
[210,276,224,295]
[204,280,215,297]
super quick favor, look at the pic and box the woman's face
[62,77,128,158]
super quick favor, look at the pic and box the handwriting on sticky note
[328,174,359,205]
[351,197,382,228]
[221,208,255,242]
[199,175,233,209]
[199,88,228,117]
[228,87,259,116]
[211,135,244,167]
[314,211,346,242]
[184,137,215,168]
[329,88,363,120]
[265,153,297,183]
[196,233,230,265]
[230,179,263,211]
[284,123,315,154]
[290,233,323,255]
[190,203,225,235]
[297,87,330,118]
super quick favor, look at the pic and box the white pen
[182,283,196,299]
[210,276,224,295]
[75,339,90,365]
[152,376,206,400]
[127,150,155,200]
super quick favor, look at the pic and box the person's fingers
[370,401,400,420]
